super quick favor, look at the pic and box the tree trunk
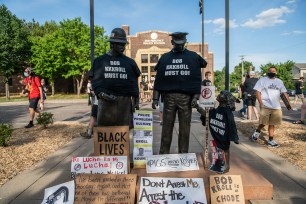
[75,78,80,96]
[5,82,10,100]
[51,81,55,96]
[73,76,77,94]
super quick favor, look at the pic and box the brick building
[122,25,214,82]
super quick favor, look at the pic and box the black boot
[25,121,34,128]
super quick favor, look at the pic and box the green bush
[36,112,54,128]
[0,123,13,147]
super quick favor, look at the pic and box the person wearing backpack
[244,71,259,120]
[23,67,44,128]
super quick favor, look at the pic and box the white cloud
[241,6,294,29]
[286,0,296,4]
[205,18,238,34]
[281,30,306,35]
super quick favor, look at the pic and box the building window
[150,54,159,63]
[150,66,156,72]
[141,66,148,74]
[141,54,148,63]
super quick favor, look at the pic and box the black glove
[98,92,117,102]
[132,96,140,111]
[152,90,160,109]
[191,94,200,108]
[152,100,159,109]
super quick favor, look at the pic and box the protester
[86,80,93,106]
[80,93,98,138]
[40,78,48,111]
[244,71,259,120]
[202,71,212,86]
[237,77,247,118]
[292,102,306,124]
[152,32,207,154]
[293,77,304,106]
[251,66,291,147]
[89,27,141,127]
[23,67,43,128]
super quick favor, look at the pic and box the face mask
[24,72,29,77]
[208,76,212,80]
[267,72,276,78]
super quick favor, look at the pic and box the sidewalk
[0,103,305,204]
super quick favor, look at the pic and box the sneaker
[80,132,91,139]
[25,123,34,128]
[237,111,243,117]
[250,130,260,142]
[268,139,280,147]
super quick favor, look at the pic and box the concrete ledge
[132,153,273,204]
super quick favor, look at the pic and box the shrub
[0,123,13,147]
[36,112,54,128]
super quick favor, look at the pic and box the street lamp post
[90,0,94,66]
[240,55,245,79]
[225,0,229,90]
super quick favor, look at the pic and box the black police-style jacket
[209,106,239,150]
[89,54,141,97]
[154,49,207,94]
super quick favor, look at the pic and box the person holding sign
[152,32,207,154]
[89,28,141,127]
[197,91,239,173]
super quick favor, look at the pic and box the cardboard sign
[133,110,153,130]
[133,110,153,168]
[41,180,75,204]
[71,156,128,178]
[199,85,215,108]
[146,153,199,173]
[75,174,136,204]
[210,175,245,204]
[138,177,207,204]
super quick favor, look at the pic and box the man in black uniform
[152,32,207,154]
[89,28,141,127]
[244,71,259,120]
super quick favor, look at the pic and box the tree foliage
[0,4,31,99]
[214,67,225,91]
[230,61,254,90]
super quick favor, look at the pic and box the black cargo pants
[159,93,192,154]
[97,96,132,126]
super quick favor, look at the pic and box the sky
[1,0,306,72]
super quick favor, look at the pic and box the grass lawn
[0,94,88,103]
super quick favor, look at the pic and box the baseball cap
[249,71,255,75]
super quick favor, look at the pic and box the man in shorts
[23,67,44,128]
[244,71,259,120]
[250,66,291,147]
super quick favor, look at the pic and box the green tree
[58,18,109,96]
[0,4,31,99]
[230,61,254,91]
[259,60,295,89]
[214,67,225,91]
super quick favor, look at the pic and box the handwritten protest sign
[210,175,245,204]
[41,180,75,204]
[70,156,128,178]
[199,85,215,108]
[138,177,207,204]
[133,110,153,131]
[75,174,136,204]
[133,110,153,168]
[146,153,199,173]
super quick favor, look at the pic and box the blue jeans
[239,99,247,114]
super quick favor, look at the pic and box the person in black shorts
[244,71,259,120]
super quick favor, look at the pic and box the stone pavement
[0,102,305,204]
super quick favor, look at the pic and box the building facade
[122,25,214,83]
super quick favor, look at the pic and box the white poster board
[146,153,199,173]
[199,85,215,108]
[138,177,207,204]
[71,156,127,178]
[41,180,75,204]
[133,110,153,168]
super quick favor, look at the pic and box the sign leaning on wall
[133,110,153,168]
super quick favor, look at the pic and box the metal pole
[240,55,245,79]
[225,0,229,90]
[90,0,95,66]
[201,0,205,79]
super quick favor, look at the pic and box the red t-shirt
[24,76,41,99]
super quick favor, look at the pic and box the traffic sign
[199,86,215,108]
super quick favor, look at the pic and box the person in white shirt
[250,66,291,147]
